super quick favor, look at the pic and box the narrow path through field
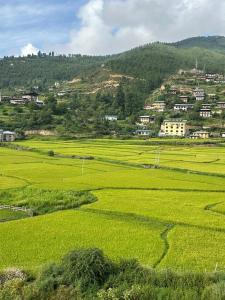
[153,224,175,268]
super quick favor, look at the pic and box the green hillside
[107,43,225,80]
[2,36,225,91]
[170,35,225,52]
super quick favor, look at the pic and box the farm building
[159,119,187,137]
[170,87,177,95]
[105,115,118,121]
[10,98,27,105]
[22,92,39,102]
[200,109,212,118]
[190,131,210,139]
[138,116,155,125]
[0,130,16,142]
[179,95,189,103]
[151,101,166,112]
[135,130,151,136]
[202,104,211,109]
[217,102,225,109]
[193,88,205,101]
[174,104,194,112]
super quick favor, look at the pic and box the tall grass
[0,187,96,215]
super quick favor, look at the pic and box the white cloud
[57,0,225,55]
[21,43,39,56]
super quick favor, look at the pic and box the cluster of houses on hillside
[0,92,44,106]
[0,130,16,142]
[144,84,225,119]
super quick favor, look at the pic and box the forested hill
[169,36,225,52]
[106,43,225,81]
[0,55,107,89]
[2,36,225,90]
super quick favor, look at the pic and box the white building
[138,116,154,125]
[160,120,188,137]
[190,131,210,139]
[174,104,194,112]
[193,88,205,101]
[135,130,151,136]
[200,109,212,118]
[0,130,16,142]
[105,115,118,121]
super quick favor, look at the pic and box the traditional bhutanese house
[144,104,152,110]
[22,92,39,102]
[174,104,194,112]
[138,116,154,125]
[200,109,212,118]
[135,130,151,136]
[217,102,225,109]
[105,115,118,121]
[10,98,27,105]
[151,101,166,112]
[208,94,216,99]
[179,95,189,103]
[202,103,212,109]
[170,87,177,95]
[193,88,205,101]
[190,131,210,139]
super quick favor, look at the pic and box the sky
[1,0,225,57]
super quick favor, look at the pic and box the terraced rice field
[0,138,225,272]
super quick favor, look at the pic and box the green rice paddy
[0,138,225,272]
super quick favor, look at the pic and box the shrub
[47,150,55,157]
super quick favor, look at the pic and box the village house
[179,95,189,103]
[138,115,154,125]
[151,101,166,112]
[193,88,205,101]
[10,98,27,105]
[135,130,151,136]
[190,131,210,139]
[174,104,194,112]
[217,102,225,109]
[170,87,177,95]
[208,94,216,99]
[200,109,212,118]
[0,130,16,142]
[202,103,212,109]
[159,119,188,137]
[22,92,39,102]
[221,132,225,138]
[36,100,44,106]
[144,104,152,110]
[105,115,118,121]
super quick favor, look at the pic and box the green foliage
[0,55,105,89]
[0,188,96,215]
[1,248,225,299]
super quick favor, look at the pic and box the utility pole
[195,58,198,70]
[155,149,161,167]
[81,159,85,176]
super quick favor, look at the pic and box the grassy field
[0,138,225,272]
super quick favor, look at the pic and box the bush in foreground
[0,248,225,300]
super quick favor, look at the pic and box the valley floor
[0,138,225,272]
